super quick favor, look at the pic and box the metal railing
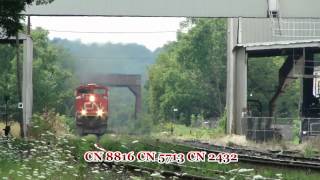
[301,118,320,136]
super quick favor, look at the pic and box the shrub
[128,113,154,134]
[29,110,70,138]
[216,109,227,134]
[292,117,300,144]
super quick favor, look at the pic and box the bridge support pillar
[128,85,142,119]
[227,18,247,134]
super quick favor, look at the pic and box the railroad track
[98,141,281,180]
[101,160,279,180]
[176,140,320,170]
[100,161,220,180]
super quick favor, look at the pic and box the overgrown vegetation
[0,27,77,119]
[148,19,227,124]
[29,110,74,138]
[303,137,320,158]
[0,133,132,179]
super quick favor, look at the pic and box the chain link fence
[245,117,294,142]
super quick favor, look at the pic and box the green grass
[0,134,128,179]
[151,123,224,141]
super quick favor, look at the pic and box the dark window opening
[78,88,91,94]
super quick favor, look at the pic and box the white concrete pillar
[22,36,33,137]
[227,18,247,134]
[235,47,247,134]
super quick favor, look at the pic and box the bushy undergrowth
[109,113,154,135]
[292,117,300,144]
[0,132,124,179]
[216,109,227,134]
[29,110,72,138]
[303,137,320,158]
[127,114,154,134]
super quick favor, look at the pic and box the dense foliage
[31,28,77,114]
[248,57,300,117]
[0,0,53,38]
[52,38,156,81]
[148,19,227,124]
[148,18,300,125]
[0,28,77,117]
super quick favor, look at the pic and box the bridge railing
[300,118,320,136]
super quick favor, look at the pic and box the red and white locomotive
[75,84,109,135]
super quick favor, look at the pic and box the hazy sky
[30,16,185,51]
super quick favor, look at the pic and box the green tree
[31,28,77,114]
[248,56,300,117]
[0,27,77,118]
[148,19,227,124]
[0,0,53,37]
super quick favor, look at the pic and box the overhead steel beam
[24,0,320,18]
[24,0,265,17]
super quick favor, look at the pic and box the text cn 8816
[75,83,109,136]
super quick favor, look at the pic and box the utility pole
[16,34,23,137]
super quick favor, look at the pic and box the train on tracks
[75,84,109,136]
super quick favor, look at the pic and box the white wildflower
[131,140,139,144]
[92,170,100,174]
[253,175,266,180]
[38,175,46,179]
[150,172,165,178]
[238,168,254,173]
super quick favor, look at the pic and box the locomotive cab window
[78,88,91,94]
[93,88,106,95]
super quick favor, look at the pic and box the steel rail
[101,162,219,180]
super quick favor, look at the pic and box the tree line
[147,18,300,125]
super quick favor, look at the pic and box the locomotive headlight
[89,95,95,102]
[302,131,307,135]
[81,109,87,116]
[97,109,103,117]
